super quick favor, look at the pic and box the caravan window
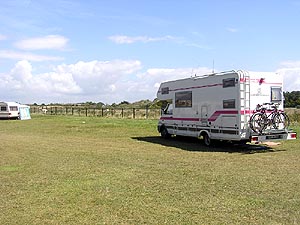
[175,91,192,108]
[271,87,282,102]
[223,99,236,109]
[9,106,18,111]
[161,87,169,95]
[1,106,7,111]
[223,78,235,88]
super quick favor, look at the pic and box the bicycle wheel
[272,112,290,130]
[249,112,267,133]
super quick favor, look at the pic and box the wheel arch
[198,130,210,139]
[158,123,166,133]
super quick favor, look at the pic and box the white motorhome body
[0,102,31,120]
[157,70,296,145]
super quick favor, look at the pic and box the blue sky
[0,0,300,104]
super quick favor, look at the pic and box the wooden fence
[30,106,300,123]
[30,106,161,119]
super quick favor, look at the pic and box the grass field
[1,116,300,224]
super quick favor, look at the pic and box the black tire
[203,133,212,147]
[160,127,171,139]
[272,112,290,130]
[282,112,290,128]
[249,112,267,133]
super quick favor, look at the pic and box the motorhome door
[201,105,208,126]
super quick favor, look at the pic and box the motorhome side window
[271,87,282,102]
[223,99,235,109]
[223,78,235,88]
[175,91,192,108]
[1,106,7,111]
[161,87,169,95]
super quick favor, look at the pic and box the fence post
[121,108,124,118]
[85,108,88,117]
[102,108,104,117]
[146,105,149,119]
[133,108,135,119]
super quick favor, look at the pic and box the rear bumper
[251,130,297,144]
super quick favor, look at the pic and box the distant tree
[150,98,162,109]
[84,101,96,106]
[284,91,300,108]
[96,102,105,107]
[120,101,130,105]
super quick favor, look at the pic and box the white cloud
[108,35,175,44]
[277,60,300,91]
[0,50,64,61]
[0,60,216,103]
[0,59,213,104]
[0,59,142,103]
[279,60,300,68]
[10,60,33,81]
[14,35,69,50]
[120,67,212,101]
[108,34,211,50]
[2,60,81,95]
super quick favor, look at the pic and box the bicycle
[249,103,290,134]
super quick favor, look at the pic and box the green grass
[1,115,300,224]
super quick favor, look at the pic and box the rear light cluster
[290,133,297,139]
[251,136,258,142]
[251,137,258,141]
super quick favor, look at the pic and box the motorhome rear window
[1,106,7,111]
[9,106,18,111]
[223,78,235,88]
[271,87,282,102]
[175,91,192,108]
[223,99,235,109]
[161,87,169,95]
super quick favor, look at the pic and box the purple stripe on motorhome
[160,117,200,122]
[160,110,239,122]
[207,110,238,121]
[172,83,223,92]
[157,83,223,93]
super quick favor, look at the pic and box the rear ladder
[238,70,251,130]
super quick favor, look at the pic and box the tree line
[284,91,300,108]
[32,91,300,109]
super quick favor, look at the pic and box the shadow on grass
[132,136,285,154]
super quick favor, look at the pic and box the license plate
[266,135,282,139]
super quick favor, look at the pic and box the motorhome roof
[160,70,240,84]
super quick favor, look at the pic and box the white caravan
[0,102,31,120]
[157,70,297,146]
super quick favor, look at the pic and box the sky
[0,0,300,104]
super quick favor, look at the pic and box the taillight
[291,133,297,139]
[251,136,258,142]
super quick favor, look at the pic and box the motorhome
[156,70,297,146]
[0,102,31,120]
